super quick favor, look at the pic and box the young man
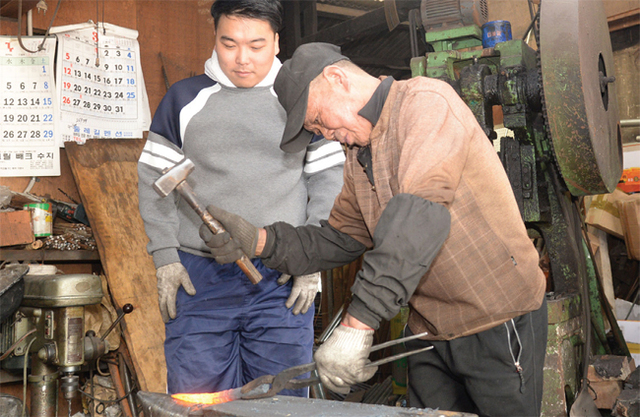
[137,5,345,395]
[199,43,548,416]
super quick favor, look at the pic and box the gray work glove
[277,272,320,315]
[313,324,377,394]
[199,205,259,264]
[156,262,196,323]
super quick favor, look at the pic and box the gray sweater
[138,54,345,268]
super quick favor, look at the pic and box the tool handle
[178,182,263,285]
[235,253,263,285]
[200,211,263,285]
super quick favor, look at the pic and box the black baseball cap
[274,43,349,153]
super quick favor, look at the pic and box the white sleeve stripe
[180,84,221,145]
[304,151,345,174]
[306,141,344,162]
[139,151,177,172]
[143,140,183,163]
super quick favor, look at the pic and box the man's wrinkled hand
[156,262,196,323]
[278,272,320,315]
[313,324,377,394]
[199,205,259,264]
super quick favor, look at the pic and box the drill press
[0,266,108,417]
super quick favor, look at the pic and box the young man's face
[214,14,279,88]
[304,79,373,148]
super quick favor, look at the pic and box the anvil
[137,391,478,417]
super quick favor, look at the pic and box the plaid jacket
[328,77,546,340]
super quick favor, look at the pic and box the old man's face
[303,76,373,148]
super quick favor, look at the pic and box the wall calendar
[0,36,59,177]
[50,22,151,145]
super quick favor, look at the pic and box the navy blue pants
[164,251,314,396]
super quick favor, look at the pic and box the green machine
[391,0,627,414]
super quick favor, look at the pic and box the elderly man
[200,42,547,416]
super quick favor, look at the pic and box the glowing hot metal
[172,387,243,405]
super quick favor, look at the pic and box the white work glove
[314,324,377,394]
[156,262,196,323]
[277,272,320,315]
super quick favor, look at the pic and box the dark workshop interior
[0,0,639,416]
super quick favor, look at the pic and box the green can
[23,202,52,237]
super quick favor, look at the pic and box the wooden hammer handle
[201,211,263,285]
[177,181,263,285]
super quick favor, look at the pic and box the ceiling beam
[301,6,389,46]
[316,4,367,20]
[349,55,410,70]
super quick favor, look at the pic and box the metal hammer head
[153,158,195,197]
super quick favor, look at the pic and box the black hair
[210,0,283,33]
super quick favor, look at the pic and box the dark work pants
[406,297,548,417]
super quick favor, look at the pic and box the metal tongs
[240,331,433,399]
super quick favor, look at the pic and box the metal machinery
[0,265,108,417]
[396,0,627,414]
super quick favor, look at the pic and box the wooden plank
[0,249,99,262]
[608,8,640,32]
[0,210,33,247]
[65,139,166,393]
[589,380,623,410]
[587,226,616,313]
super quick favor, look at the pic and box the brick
[589,380,623,410]
[612,388,640,417]
[588,355,636,382]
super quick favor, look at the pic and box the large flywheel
[539,0,622,196]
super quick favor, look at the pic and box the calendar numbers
[0,36,59,176]
[60,45,138,120]
[54,23,150,144]
[0,56,55,146]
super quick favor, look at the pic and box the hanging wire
[102,0,106,34]
[21,337,38,417]
[16,0,63,53]
[94,0,100,66]
[522,10,539,43]
[16,0,37,52]
[0,329,37,361]
[527,0,538,39]
[523,0,539,45]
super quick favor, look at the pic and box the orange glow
[172,388,240,405]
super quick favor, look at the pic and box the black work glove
[199,205,259,264]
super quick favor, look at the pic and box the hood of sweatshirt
[204,48,282,88]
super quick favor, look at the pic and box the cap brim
[280,85,313,153]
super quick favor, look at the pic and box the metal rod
[369,331,429,352]
[317,304,344,344]
[100,304,133,342]
[620,119,640,127]
[365,345,433,367]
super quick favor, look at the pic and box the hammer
[153,158,262,284]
